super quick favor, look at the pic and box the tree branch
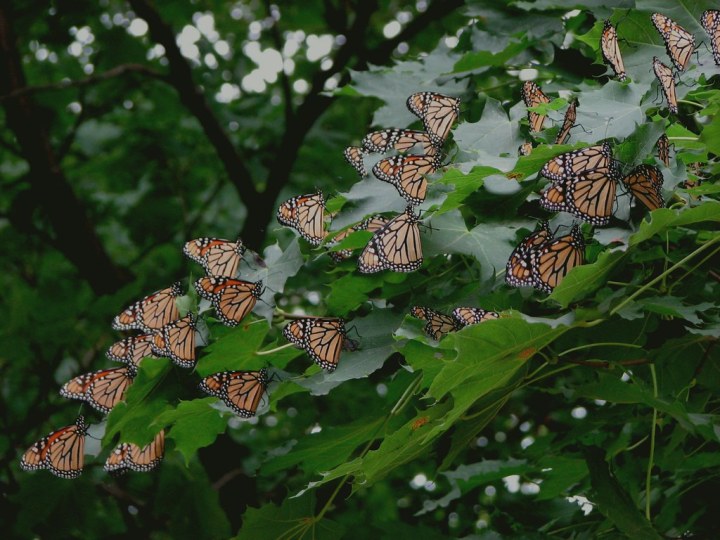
[0,5,132,294]
[0,62,166,101]
[127,0,259,226]
[264,0,293,126]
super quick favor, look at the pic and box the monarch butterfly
[621,165,665,211]
[283,317,348,371]
[199,369,268,417]
[358,206,423,273]
[521,81,550,133]
[701,10,720,65]
[554,100,577,145]
[652,57,678,114]
[344,146,367,177]
[194,276,264,327]
[183,237,245,278]
[452,307,500,327]
[60,366,137,414]
[532,224,585,293]
[505,221,552,288]
[541,143,613,182]
[539,182,567,213]
[20,416,88,479]
[410,306,458,340]
[519,142,533,156]
[651,13,695,71]
[106,334,156,366]
[600,20,627,82]
[112,282,183,333]
[564,169,618,226]
[104,430,165,474]
[277,192,327,246]
[656,134,671,167]
[372,155,439,205]
[406,92,460,147]
[152,313,197,368]
[329,216,389,262]
[362,129,436,156]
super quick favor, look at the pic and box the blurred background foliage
[1,0,719,538]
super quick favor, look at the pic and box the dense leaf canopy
[2,0,719,538]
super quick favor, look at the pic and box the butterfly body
[362,129,436,155]
[358,207,423,273]
[406,92,460,147]
[505,221,552,288]
[329,216,389,262]
[283,317,347,371]
[531,224,585,293]
[152,313,197,368]
[652,57,678,113]
[372,155,439,205]
[600,20,626,81]
[199,369,268,417]
[701,10,720,65]
[520,81,550,132]
[183,237,245,277]
[410,306,458,340]
[195,277,264,326]
[112,282,183,332]
[621,164,665,211]
[652,13,695,71]
[105,431,165,473]
[106,334,156,366]
[21,416,88,479]
[452,307,500,327]
[60,366,137,414]
[344,146,368,177]
[277,192,327,246]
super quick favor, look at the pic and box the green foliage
[4,0,720,539]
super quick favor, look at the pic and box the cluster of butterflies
[276,91,460,274]
[600,12,720,114]
[20,234,353,479]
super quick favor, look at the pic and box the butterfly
[701,10,720,65]
[539,182,567,213]
[106,334,156,366]
[541,143,613,182]
[621,164,665,211]
[372,155,439,205]
[452,307,500,327]
[199,369,268,417]
[151,313,197,368]
[344,146,367,177]
[652,13,695,71]
[652,57,678,114]
[656,134,671,167]
[283,317,348,371]
[531,224,585,293]
[518,142,533,156]
[60,366,137,414]
[600,20,627,81]
[276,192,327,246]
[521,81,550,133]
[358,206,423,273]
[406,92,460,147]
[410,306,458,340]
[194,276,264,327]
[362,128,436,156]
[563,169,618,226]
[112,282,183,332]
[328,216,389,262]
[183,237,245,277]
[554,100,577,145]
[505,221,552,288]
[104,431,165,474]
[20,416,88,479]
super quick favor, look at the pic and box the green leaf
[629,203,720,245]
[197,321,269,376]
[157,398,228,465]
[326,273,383,315]
[549,250,625,308]
[434,166,499,215]
[453,37,529,72]
[536,456,589,501]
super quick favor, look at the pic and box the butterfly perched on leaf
[328,216,389,262]
[105,431,165,474]
[452,307,500,328]
[112,282,183,333]
[651,13,695,71]
[195,276,264,327]
[283,317,349,371]
[410,306,457,340]
[358,206,423,274]
[362,129,436,156]
[106,334,156,366]
[505,221,552,288]
[277,192,327,246]
[199,369,268,417]
[531,224,586,293]
[519,142,533,156]
[652,57,678,114]
[60,366,137,414]
[20,416,88,479]
[344,146,367,177]
[621,164,665,212]
[656,134,671,167]
[183,237,245,277]
[406,92,460,148]
[151,313,197,368]
[554,100,577,145]
[372,154,440,205]
[520,81,550,133]
[600,20,627,81]
[701,10,720,65]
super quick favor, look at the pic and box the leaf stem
[667,245,720,295]
[610,235,720,316]
[677,99,703,108]
[645,363,658,522]
[255,342,296,356]
[558,342,643,356]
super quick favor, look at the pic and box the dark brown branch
[0,5,132,295]
[128,0,259,223]
[0,63,166,101]
[565,358,651,369]
[264,0,293,126]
